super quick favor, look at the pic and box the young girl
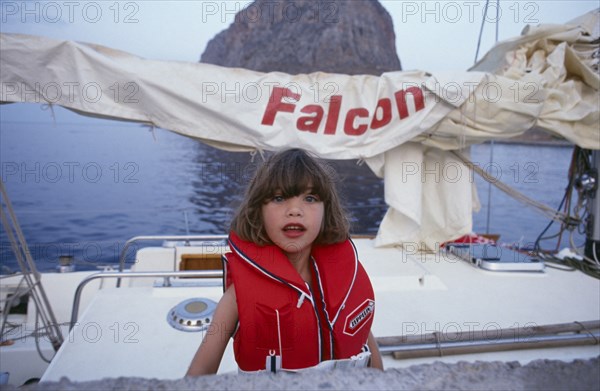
[186,149,382,375]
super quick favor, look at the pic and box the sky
[0,0,597,73]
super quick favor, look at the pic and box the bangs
[258,149,330,202]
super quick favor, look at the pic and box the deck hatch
[167,297,217,332]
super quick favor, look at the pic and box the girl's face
[261,189,325,261]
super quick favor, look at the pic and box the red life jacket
[224,231,375,371]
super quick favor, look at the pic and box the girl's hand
[367,331,384,370]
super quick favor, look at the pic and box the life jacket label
[343,299,374,336]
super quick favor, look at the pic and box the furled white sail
[1,10,598,249]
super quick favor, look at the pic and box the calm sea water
[0,105,582,273]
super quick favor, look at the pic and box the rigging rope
[452,151,571,223]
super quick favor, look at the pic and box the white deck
[353,239,600,367]
[41,283,237,382]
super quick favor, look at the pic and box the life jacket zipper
[305,281,323,364]
[311,258,335,359]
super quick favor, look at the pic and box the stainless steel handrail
[1,179,64,350]
[378,331,600,358]
[116,235,228,287]
[70,270,223,330]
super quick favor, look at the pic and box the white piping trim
[330,239,359,326]
[297,292,307,308]
[275,308,282,356]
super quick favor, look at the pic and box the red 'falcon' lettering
[261,86,425,136]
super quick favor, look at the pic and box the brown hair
[230,149,349,245]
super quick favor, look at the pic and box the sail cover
[1,10,598,249]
